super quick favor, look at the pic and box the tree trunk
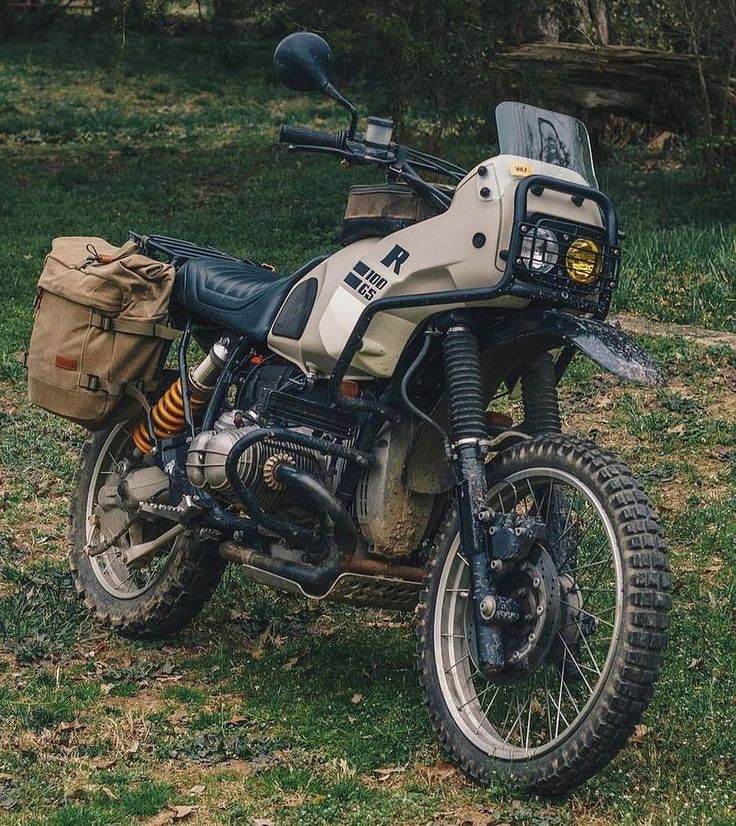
[511,1,560,44]
[572,0,609,45]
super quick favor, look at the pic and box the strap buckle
[80,373,100,392]
[91,312,114,332]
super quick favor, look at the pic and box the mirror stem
[324,82,358,138]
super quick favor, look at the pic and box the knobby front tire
[417,435,670,795]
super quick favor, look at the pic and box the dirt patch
[611,314,736,350]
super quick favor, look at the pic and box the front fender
[537,310,663,386]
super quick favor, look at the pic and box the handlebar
[279,124,347,150]
[278,120,465,215]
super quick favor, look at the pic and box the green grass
[0,21,735,826]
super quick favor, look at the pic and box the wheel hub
[468,546,561,685]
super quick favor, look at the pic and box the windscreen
[495,102,597,188]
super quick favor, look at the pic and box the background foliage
[3,0,735,163]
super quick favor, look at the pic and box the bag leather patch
[55,354,78,371]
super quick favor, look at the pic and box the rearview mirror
[273,32,333,93]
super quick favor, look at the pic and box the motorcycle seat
[172,257,299,341]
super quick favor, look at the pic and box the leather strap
[85,239,140,265]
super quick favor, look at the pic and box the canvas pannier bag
[26,236,179,430]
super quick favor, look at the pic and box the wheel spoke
[474,685,501,734]
[543,667,554,742]
[445,652,471,674]
[458,681,493,711]
[557,632,594,696]
[505,693,528,746]
[575,618,603,676]
[438,463,625,760]
[561,601,616,629]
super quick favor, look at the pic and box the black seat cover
[173,257,298,341]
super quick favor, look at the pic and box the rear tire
[69,425,226,638]
[417,435,670,795]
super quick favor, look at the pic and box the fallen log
[499,43,735,132]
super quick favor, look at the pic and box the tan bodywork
[268,154,603,380]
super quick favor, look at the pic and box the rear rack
[129,232,257,267]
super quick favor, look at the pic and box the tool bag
[338,183,455,245]
[25,236,179,430]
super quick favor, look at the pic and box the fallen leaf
[350,693,363,705]
[64,783,94,801]
[91,757,117,770]
[145,812,174,826]
[225,715,248,727]
[188,784,205,796]
[100,683,114,696]
[630,724,649,744]
[170,805,196,820]
[57,719,84,733]
[666,422,687,436]
[282,655,300,671]
[127,740,140,754]
[252,819,275,826]
[0,795,16,811]
[648,130,675,152]
[373,765,407,782]
[418,761,458,782]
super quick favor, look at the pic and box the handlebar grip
[279,124,346,150]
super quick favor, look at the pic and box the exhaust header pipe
[220,462,356,595]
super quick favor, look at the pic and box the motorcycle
[67,32,670,793]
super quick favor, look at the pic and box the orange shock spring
[132,340,228,454]
[132,377,208,454]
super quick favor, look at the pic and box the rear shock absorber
[442,323,504,675]
[132,339,229,454]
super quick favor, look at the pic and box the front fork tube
[455,445,505,676]
[442,323,504,676]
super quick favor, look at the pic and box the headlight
[566,238,603,284]
[520,227,559,274]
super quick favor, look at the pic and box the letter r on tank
[381,244,410,275]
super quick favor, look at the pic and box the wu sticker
[510,161,534,177]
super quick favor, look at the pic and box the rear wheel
[69,423,226,638]
[417,435,670,794]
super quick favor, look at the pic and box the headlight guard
[502,175,621,318]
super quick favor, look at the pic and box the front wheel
[417,435,670,795]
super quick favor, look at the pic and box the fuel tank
[267,155,603,380]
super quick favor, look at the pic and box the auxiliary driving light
[520,226,559,274]
[566,238,603,284]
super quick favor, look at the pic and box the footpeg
[138,494,202,524]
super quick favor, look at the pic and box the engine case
[356,420,435,559]
[186,411,323,515]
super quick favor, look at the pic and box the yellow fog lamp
[566,238,603,284]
